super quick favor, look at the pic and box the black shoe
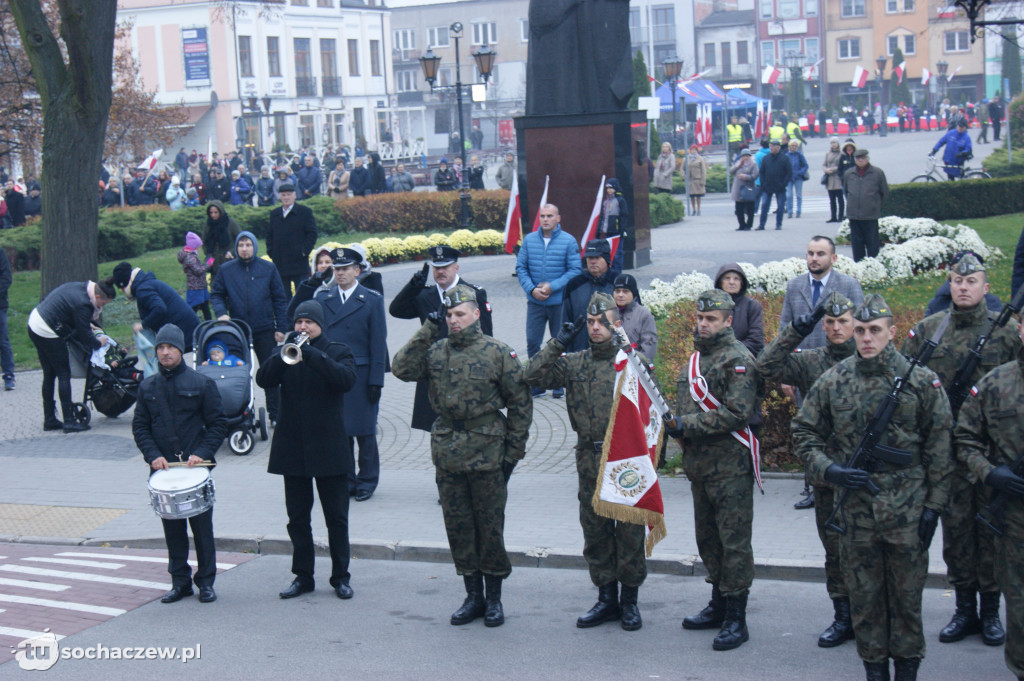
[43,419,63,432]
[683,585,725,630]
[279,580,314,599]
[864,660,891,681]
[484,575,504,627]
[818,596,855,647]
[893,657,920,681]
[775,226,782,231]
[335,582,354,599]
[939,588,981,642]
[62,421,90,433]
[451,574,486,625]
[160,585,194,603]
[619,585,642,631]
[355,490,373,502]
[577,582,620,628]
[198,586,217,603]
[979,591,1005,646]
[754,226,765,231]
[712,592,749,650]
[794,490,815,510]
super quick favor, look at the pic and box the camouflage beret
[854,294,893,322]
[587,292,616,316]
[696,289,735,312]
[443,283,477,308]
[949,252,985,276]
[822,292,855,318]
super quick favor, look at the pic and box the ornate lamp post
[420,22,496,229]
[662,56,683,149]
[243,95,272,167]
[876,55,888,137]
[784,51,805,115]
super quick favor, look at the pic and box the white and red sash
[687,352,764,493]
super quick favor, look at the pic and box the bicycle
[910,155,991,182]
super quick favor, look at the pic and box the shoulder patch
[509,350,517,358]
[932,378,942,389]
[485,302,492,313]
[908,328,916,338]
[735,365,746,374]
[969,385,978,397]
[364,288,382,297]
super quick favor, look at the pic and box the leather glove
[918,508,940,549]
[554,315,585,347]
[412,262,430,288]
[792,305,827,337]
[318,267,335,285]
[985,465,1024,498]
[426,305,445,326]
[823,463,871,490]
[367,385,382,404]
[501,459,516,483]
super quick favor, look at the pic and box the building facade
[696,10,758,92]
[757,0,824,110]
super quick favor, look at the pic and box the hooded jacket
[202,200,241,275]
[714,263,764,357]
[129,270,200,347]
[210,231,289,334]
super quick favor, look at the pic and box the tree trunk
[9,0,116,297]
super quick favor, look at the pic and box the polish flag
[137,148,164,170]
[502,175,522,254]
[851,65,869,88]
[530,175,550,233]
[922,68,932,86]
[761,64,781,85]
[579,175,607,253]
[753,100,766,138]
[647,75,655,83]
[766,100,773,129]
[606,235,621,262]
[947,65,962,82]
[805,59,824,81]
[937,5,959,18]
[894,61,906,85]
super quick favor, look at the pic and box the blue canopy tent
[655,81,767,112]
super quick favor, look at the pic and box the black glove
[985,465,1024,498]
[501,459,516,483]
[823,463,871,490]
[918,508,940,549]
[555,315,585,347]
[367,385,382,404]
[426,305,445,327]
[412,262,430,288]
[318,267,334,285]
[928,151,936,157]
[792,305,827,337]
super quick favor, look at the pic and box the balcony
[295,76,317,97]
[322,77,342,97]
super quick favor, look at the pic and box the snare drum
[148,468,215,519]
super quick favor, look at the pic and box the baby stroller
[67,332,143,427]
[193,319,268,455]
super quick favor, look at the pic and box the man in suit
[266,183,319,299]
[389,245,492,432]
[319,247,387,501]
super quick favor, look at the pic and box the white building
[695,9,758,89]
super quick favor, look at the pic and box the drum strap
[152,375,185,462]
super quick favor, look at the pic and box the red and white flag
[805,58,824,81]
[894,61,906,85]
[579,174,607,252]
[947,65,962,82]
[647,75,655,83]
[753,100,766,139]
[766,101,773,129]
[761,64,781,85]
[921,68,932,86]
[529,175,550,233]
[592,350,668,556]
[137,148,164,171]
[502,174,522,254]
[606,235,621,262]
[851,65,869,89]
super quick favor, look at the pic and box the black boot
[939,588,981,642]
[619,584,642,631]
[60,400,88,433]
[864,660,891,681]
[483,575,504,627]
[818,596,855,647]
[576,581,620,628]
[893,657,920,681]
[450,574,485,626]
[794,488,815,510]
[979,591,1006,646]
[712,592,749,650]
[43,401,62,431]
[683,584,725,630]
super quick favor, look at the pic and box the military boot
[863,661,891,681]
[683,584,725,630]
[483,575,504,627]
[619,585,642,631]
[712,592,749,651]
[450,574,485,626]
[818,596,855,647]
[893,657,920,681]
[979,591,1006,646]
[576,581,620,628]
[939,588,981,642]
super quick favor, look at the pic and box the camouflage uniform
[792,297,954,667]
[954,349,1024,679]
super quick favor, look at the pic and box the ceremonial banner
[592,349,667,556]
[753,101,765,139]
[894,61,906,85]
[921,68,932,86]
[502,173,522,254]
[851,65,868,89]
[579,174,607,252]
[529,175,550,233]
[761,64,781,85]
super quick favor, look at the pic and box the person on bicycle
[930,119,973,180]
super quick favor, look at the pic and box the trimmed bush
[978,147,1024,178]
[883,176,1024,220]
[334,190,509,233]
[650,193,685,227]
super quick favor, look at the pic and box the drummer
[132,324,228,605]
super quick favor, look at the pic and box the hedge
[654,163,728,195]
[883,176,1024,220]
[336,190,508,233]
[650,193,685,226]
[978,147,1024,178]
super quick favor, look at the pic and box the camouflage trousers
[691,473,754,596]
[435,466,511,578]
[813,484,846,599]
[941,468,997,592]
[996,532,1024,678]
[841,523,928,663]
[576,445,647,588]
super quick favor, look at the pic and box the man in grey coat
[842,149,888,262]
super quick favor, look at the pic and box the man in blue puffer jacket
[930,119,973,179]
[112,262,201,351]
[515,203,582,397]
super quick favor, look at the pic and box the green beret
[949,252,985,276]
[696,289,735,312]
[854,294,893,322]
[587,292,616,316]
[443,284,477,309]
[822,292,855,318]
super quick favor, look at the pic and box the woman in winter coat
[837,138,857,198]
[714,263,763,356]
[652,142,675,194]
[822,137,845,223]
[785,140,809,218]
[728,149,759,231]
[328,162,350,199]
[255,166,276,207]
[434,159,457,192]
[685,145,707,215]
[612,274,657,360]
[229,170,251,206]
[368,152,387,194]
[202,200,241,276]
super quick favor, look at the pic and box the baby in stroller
[202,340,246,367]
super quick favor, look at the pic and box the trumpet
[281,332,310,364]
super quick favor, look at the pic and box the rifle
[947,285,1024,415]
[977,452,1024,537]
[612,327,681,449]
[825,312,951,535]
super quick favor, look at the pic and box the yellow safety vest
[768,124,785,140]
[787,121,802,138]
[727,124,743,143]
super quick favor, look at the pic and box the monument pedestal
[514,110,651,269]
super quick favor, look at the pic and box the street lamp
[876,55,888,137]
[937,59,949,121]
[419,22,496,229]
[662,56,683,149]
[243,95,272,167]
[784,52,805,116]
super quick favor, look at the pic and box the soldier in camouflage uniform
[757,292,858,648]
[523,292,647,631]
[793,295,954,681]
[392,284,533,628]
[666,289,759,651]
[954,314,1024,681]
[902,253,1018,646]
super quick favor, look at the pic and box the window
[721,43,731,76]
[353,107,365,145]
[267,37,281,77]
[945,30,969,52]
[295,38,314,96]
[805,0,818,16]
[520,19,529,42]
[393,29,415,51]
[737,40,749,65]
[321,39,338,95]
[434,109,450,134]
[838,38,860,59]
[779,0,799,19]
[299,115,315,148]
[428,26,449,48]
[761,41,775,67]
[904,0,914,10]
[805,38,819,62]
[238,35,253,77]
[841,0,865,17]
[396,70,417,92]
[652,6,674,42]
[370,40,381,76]
[472,21,497,46]
[704,43,716,67]
[887,35,899,55]
[347,39,360,76]
[780,38,800,58]
[273,112,287,151]
[291,0,307,5]
[886,0,898,12]
[759,0,773,19]
[904,34,916,55]
[629,8,643,44]
[317,0,332,6]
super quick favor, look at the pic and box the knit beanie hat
[154,324,185,354]
[185,231,203,250]
[292,300,326,329]
[112,261,133,289]
[613,273,642,305]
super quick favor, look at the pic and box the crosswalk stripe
[56,552,237,570]
[24,557,125,570]
[0,593,125,617]
[0,565,168,590]
[0,577,69,592]
[0,625,65,641]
